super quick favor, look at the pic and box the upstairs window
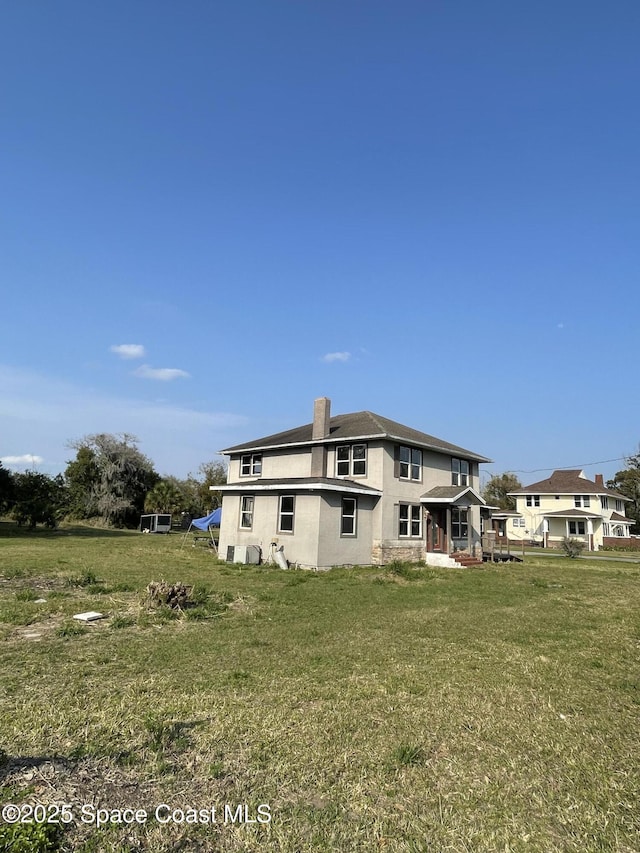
[526,495,540,507]
[451,458,469,487]
[399,446,422,481]
[336,444,367,477]
[240,453,262,476]
[574,495,591,508]
[616,499,624,512]
[601,496,609,510]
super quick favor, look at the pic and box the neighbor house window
[278,495,295,533]
[336,444,367,477]
[341,497,357,536]
[452,507,469,539]
[240,495,254,529]
[451,458,469,486]
[603,523,610,536]
[616,500,624,512]
[526,495,540,507]
[601,496,609,510]
[568,520,586,536]
[240,453,262,476]
[574,495,591,508]
[399,446,422,481]
[512,518,525,527]
[399,504,422,537]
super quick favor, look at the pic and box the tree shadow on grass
[0,520,138,539]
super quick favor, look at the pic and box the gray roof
[222,410,491,462]
[217,477,382,496]
[421,485,486,505]
[510,469,627,499]
[542,508,601,518]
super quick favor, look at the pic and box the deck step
[450,553,483,567]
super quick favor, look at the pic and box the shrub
[562,537,585,558]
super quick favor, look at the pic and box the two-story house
[508,469,632,551]
[215,398,490,569]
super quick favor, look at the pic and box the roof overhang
[221,434,491,463]
[542,510,602,519]
[214,481,382,497]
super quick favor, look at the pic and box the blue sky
[1,0,639,486]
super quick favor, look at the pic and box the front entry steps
[426,552,483,568]
[450,552,483,567]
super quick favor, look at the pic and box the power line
[481,457,627,476]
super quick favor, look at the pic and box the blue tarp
[191,508,221,530]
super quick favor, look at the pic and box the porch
[421,485,485,562]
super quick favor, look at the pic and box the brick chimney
[595,473,604,488]
[311,397,331,476]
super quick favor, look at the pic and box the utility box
[140,514,172,534]
[227,545,261,564]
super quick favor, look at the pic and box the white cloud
[133,365,190,381]
[0,364,247,476]
[322,351,351,363]
[110,344,146,360]
[1,454,44,466]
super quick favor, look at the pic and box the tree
[67,434,159,527]
[64,445,100,519]
[11,471,67,528]
[0,463,16,516]
[482,472,522,511]
[189,460,228,514]
[144,478,187,514]
[608,452,640,534]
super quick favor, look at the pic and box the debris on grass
[73,611,105,622]
[145,580,192,610]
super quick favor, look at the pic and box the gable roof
[421,485,486,505]
[221,410,491,462]
[510,469,627,499]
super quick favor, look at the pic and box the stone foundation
[371,541,425,565]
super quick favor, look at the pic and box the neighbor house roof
[610,511,634,523]
[222,411,491,462]
[542,508,601,518]
[509,469,627,499]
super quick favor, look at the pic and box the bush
[562,537,585,558]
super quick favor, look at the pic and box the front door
[427,508,447,552]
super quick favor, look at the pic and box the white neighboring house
[508,469,633,551]
[214,398,491,569]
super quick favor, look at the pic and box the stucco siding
[316,493,377,568]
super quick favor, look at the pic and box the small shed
[140,513,172,534]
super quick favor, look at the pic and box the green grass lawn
[1,524,639,852]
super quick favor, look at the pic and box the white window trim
[399,503,422,538]
[399,445,423,482]
[278,495,295,534]
[341,497,357,537]
[336,444,367,478]
[240,495,254,529]
[240,453,262,477]
[451,458,469,487]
